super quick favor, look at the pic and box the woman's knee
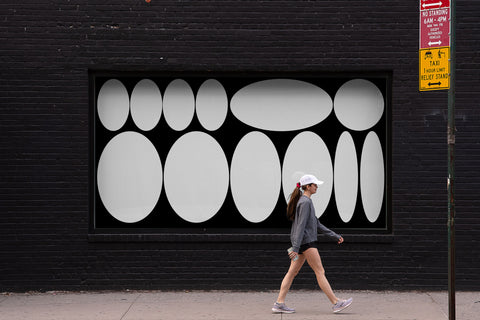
[288,260,305,276]
[316,266,326,276]
[308,260,325,275]
[304,251,325,274]
[287,265,301,277]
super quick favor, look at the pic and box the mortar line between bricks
[120,293,142,320]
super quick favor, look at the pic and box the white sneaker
[272,302,295,313]
[332,297,353,313]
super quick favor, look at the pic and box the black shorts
[299,241,318,254]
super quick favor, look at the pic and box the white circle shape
[334,79,384,131]
[164,132,229,223]
[360,131,385,223]
[97,79,130,131]
[334,132,358,223]
[231,132,281,223]
[163,79,195,131]
[196,79,228,131]
[97,131,162,223]
[282,131,333,217]
[130,79,162,131]
[231,79,332,131]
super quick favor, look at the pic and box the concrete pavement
[0,290,479,320]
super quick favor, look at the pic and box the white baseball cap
[299,174,324,186]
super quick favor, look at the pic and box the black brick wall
[1,0,479,291]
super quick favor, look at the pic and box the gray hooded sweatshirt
[290,195,341,252]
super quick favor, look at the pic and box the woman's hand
[337,237,344,244]
[288,251,299,260]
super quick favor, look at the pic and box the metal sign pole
[447,1,456,320]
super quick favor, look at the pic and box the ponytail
[286,184,304,221]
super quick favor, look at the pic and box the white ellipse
[282,131,333,217]
[334,79,384,131]
[130,79,162,131]
[196,79,228,131]
[164,132,229,223]
[231,79,332,131]
[97,131,162,223]
[231,132,281,223]
[97,79,130,131]
[163,79,195,131]
[360,131,385,223]
[334,132,358,223]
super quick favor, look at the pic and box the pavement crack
[425,292,448,320]
[120,293,142,320]
[0,296,8,305]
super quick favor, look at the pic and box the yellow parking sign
[419,47,450,91]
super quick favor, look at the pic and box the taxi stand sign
[419,47,450,91]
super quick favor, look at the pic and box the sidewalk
[0,290,478,320]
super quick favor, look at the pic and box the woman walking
[272,174,353,314]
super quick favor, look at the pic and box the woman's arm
[317,220,342,243]
[291,202,309,252]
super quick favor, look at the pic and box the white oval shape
[196,79,228,131]
[97,131,162,223]
[231,79,332,131]
[334,132,358,223]
[334,79,384,131]
[360,131,385,223]
[231,132,281,223]
[163,79,195,131]
[164,132,229,223]
[130,79,162,131]
[97,79,130,131]
[282,131,333,217]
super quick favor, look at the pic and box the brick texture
[1,0,480,292]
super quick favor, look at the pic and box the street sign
[419,0,450,10]
[420,7,450,49]
[419,0,451,91]
[419,47,450,91]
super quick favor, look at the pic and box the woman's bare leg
[303,247,339,304]
[276,254,306,303]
